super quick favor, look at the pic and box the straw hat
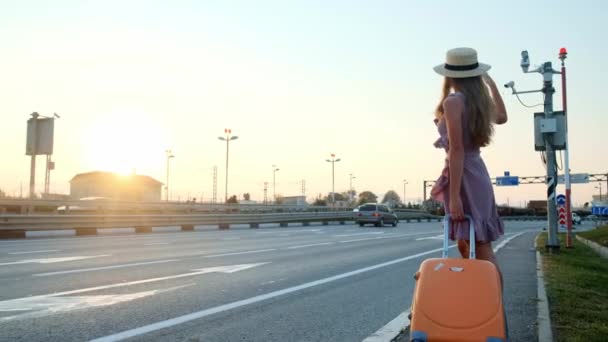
[434,47,491,78]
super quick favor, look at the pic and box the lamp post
[349,173,356,202]
[596,184,603,201]
[325,154,341,205]
[403,179,408,206]
[218,129,238,203]
[272,165,280,202]
[165,150,174,202]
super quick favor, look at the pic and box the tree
[325,192,347,203]
[382,190,401,204]
[243,193,251,201]
[226,195,238,204]
[358,191,378,205]
[313,198,327,206]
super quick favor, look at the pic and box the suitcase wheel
[410,331,427,342]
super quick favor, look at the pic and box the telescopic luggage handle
[443,215,475,259]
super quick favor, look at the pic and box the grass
[538,233,608,342]
[578,225,608,247]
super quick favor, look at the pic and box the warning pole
[559,48,573,248]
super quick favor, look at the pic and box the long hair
[435,76,495,147]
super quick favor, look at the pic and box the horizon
[1,1,607,207]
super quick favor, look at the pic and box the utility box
[534,111,566,151]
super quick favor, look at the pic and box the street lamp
[403,179,409,206]
[165,150,174,202]
[218,129,238,203]
[349,173,356,202]
[272,165,280,202]
[596,184,603,201]
[325,154,341,205]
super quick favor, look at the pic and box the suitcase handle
[442,215,475,259]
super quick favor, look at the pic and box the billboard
[26,117,54,155]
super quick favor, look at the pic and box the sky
[1,0,607,206]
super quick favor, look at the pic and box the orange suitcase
[409,215,508,342]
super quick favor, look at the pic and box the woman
[430,47,508,280]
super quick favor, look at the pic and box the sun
[81,111,167,177]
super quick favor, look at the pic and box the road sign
[556,194,566,205]
[558,173,590,184]
[558,207,567,225]
[592,207,608,216]
[496,176,519,186]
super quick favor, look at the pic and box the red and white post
[559,47,573,248]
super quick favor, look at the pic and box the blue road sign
[592,207,608,216]
[496,176,519,186]
[556,194,566,205]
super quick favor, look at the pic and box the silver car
[355,203,398,227]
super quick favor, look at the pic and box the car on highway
[57,197,111,214]
[354,203,398,227]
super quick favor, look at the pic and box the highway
[0,221,553,341]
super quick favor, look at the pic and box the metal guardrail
[0,212,355,232]
[0,198,353,214]
[501,216,546,221]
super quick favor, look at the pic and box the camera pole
[541,61,561,253]
[507,51,562,253]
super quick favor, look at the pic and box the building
[280,195,308,206]
[70,171,162,202]
[527,200,547,215]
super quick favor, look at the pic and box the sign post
[26,112,56,198]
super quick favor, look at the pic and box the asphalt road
[0,221,588,341]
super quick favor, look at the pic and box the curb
[575,235,608,259]
[535,234,554,342]
[361,310,410,342]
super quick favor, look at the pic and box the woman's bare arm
[483,73,508,125]
[444,95,465,220]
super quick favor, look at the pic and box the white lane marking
[364,230,532,342]
[337,232,432,244]
[7,250,59,255]
[362,310,411,342]
[415,234,443,241]
[221,237,241,241]
[338,232,429,244]
[33,259,180,277]
[0,284,192,322]
[203,249,276,258]
[334,232,384,237]
[286,242,334,249]
[9,263,269,300]
[0,255,109,266]
[493,231,528,252]
[339,237,387,243]
[89,246,455,342]
[143,242,170,246]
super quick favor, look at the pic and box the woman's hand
[449,196,465,221]
[482,72,508,125]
